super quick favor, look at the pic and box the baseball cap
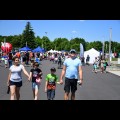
[70,49,76,53]
[50,67,56,71]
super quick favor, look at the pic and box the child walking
[45,67,60,100]
[29,62,42,100]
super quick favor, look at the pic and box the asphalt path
[0,60,120,100]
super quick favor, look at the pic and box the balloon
[1,42,12,53]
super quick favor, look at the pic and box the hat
[50,67,56,71]
[70,49,76,53]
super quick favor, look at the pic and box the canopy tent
[48,49,62,53]
[41,48,46,53]
[84,48,100,64]
[48,49,54,53]
[19,46,31,52]
[32,46,43,52]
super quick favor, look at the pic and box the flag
[102,41,105,56]
[80,43,84,58]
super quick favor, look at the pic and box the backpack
[106,62,108,66]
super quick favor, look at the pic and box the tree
[53,38,69,51]
[11,35,22,48]
[21,21,36,49]
[35,36,42,48]
[104,41,109,53]
[111,41,120,53]
[87,41,102,51]
[70,37,86,51]
[42,36,51,51]
[61,40,70,51]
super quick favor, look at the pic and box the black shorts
[64,77,78,93]
[9,80,22,87]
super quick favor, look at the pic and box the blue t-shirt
[35,57,40,64]
[63,57,82,79]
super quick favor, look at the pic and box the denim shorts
[32,82,40,89]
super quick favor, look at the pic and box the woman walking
[7,56,30,100]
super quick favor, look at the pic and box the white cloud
[72,30,77,33]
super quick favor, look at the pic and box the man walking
[59,49,83,100]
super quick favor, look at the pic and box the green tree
[42,36,51,51]
[61,40,70,51]
[111,41,120,53]
[53,38,69,51]
[104,41,109,53]
[11,35,22,48]
[35,36,42,48]
[53,38,62,51]
[21,21,36,49]
[6,35,14,43]
[70,37,86,51]
[85,42,90,51]
[87,41,102,51]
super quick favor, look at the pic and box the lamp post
[4,37,6,53]
[102,36,105,59]
[108,28,112,65]
[45,32,47,51]
[106,43,107,53]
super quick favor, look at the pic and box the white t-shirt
[9,64,24,82]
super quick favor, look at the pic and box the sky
[0,20,120,43]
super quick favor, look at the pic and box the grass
[112,58,118,61]
[106,58,118,61]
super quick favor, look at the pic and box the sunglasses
[70,52,76,54]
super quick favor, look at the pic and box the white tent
[48,49,61,53]
[48,49,54,53]
[84,48,100,64]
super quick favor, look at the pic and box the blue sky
[0,20,120,43]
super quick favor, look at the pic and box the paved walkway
[107,71,120,77]
[0,60,120,100]
[106,64,120,77]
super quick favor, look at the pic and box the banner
[80,43,84,58]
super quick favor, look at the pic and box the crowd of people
[93,56,108,73]
[0,49,108,100]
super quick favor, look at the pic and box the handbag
[36,77,41,83]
